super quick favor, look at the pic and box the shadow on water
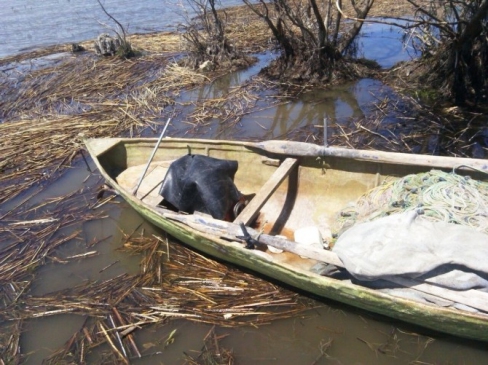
[166,19,420,142]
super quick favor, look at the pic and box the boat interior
[95,138,488,316]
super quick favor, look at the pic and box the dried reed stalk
[0,4,442,363]
[20,233,312,363]
[183,326,234,365]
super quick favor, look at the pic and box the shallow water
[2,3,488,363]
[15,162,488,364]
[359,18,420,68]
[0,0,243,59]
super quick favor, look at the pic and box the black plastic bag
[159,154,243,221]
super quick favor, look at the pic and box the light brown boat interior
[114,141,373,236]
[88,138,488,341]
[110,138,457,272]
[111,139,451,233]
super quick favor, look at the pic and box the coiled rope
[337,169,488,234]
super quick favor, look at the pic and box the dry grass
[0,1,471,362]
[0,45,208,204]
[0,181,312,362]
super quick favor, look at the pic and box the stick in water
[133,118,171,195]
[323,116,328,148]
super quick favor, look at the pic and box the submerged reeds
[1,182,311,363]
[15,232,309,325]
[0,16,316,361]
[183,326,235,365]
[0,1,480,362]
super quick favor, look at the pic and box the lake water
[0,0,242,59]
[0,0,418,68]
[3,2,487,363]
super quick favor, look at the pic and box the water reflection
[180,52,277,103]
[5,13,488,365]
[170,17,415,141]
[182,77,393,142]
[359,18,421,68]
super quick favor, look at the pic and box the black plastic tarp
[159,154,242,220]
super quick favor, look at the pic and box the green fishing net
[337,169,488,235]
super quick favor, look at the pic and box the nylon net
[337,169,488,235]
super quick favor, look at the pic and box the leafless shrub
[405,0,488,104]
[179,0,251,71]
[242,0,376,83]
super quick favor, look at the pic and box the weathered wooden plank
[84,137,122,157]
[234,158,298,225]
[252,140,488,172]
[165,212,488,313]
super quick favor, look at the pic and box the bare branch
[96,0,127,41]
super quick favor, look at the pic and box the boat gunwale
[84,137,488,342]
[88,137,488,171]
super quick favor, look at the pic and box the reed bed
[11,226,310,364]
[0,55,169,120]
[0,2,475,362]
[0,109,130,204]
[14,234,309,325]
[0,40,211,204]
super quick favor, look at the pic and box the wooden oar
[162,212,488,313]
[132,118,171,195]
[245,140,488,172]
[133,137,488,172]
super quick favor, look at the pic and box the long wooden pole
[250,140,488,172]
[163,212,488,313]
[109,137,488,173]
[132,118,171,195]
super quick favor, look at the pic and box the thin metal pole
[323,117,328,148]
[133,117,171,195]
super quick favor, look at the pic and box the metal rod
[323,116,328,148]
[133,117,171,195]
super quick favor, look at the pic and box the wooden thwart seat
[234,158,298,225]
[117,161,173,206]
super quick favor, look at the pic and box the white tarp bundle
[333,210,488,291]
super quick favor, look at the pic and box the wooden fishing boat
[84,137,488,341]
